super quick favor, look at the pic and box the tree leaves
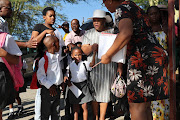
[8,0,87,40]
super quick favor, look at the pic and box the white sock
[18,105,23,108]
[9,108,14,113]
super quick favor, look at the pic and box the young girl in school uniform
[64,46,93,120]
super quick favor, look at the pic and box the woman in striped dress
[81,10,117,120]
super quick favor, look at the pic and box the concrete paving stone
[2,88,124,120]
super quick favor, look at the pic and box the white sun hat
[89,9,112,23]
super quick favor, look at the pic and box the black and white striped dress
[82,28,117,103]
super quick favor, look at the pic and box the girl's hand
[101,54,111,64]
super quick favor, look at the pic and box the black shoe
[7,112,15,120]
[15,107,24,116]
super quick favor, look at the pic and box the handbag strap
[83,62,90,80]
[83,62,88,72]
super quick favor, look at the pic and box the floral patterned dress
[151,31,170,120]
[114,1,169,103]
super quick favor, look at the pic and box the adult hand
[101,54,111,64]
[26,36,37,48]
[81,44,92,55]
[46,30,55,36]
[49,85,57,97]
[0,48,7,57]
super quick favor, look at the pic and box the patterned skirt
[126,45,169,103]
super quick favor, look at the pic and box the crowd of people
[0,0,179,120]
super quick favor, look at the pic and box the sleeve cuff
[44,81,53,89]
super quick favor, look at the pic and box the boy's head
[43,36,59,53]
[71,46,83,63]
[42,7,55,25]
[0,0,12,18]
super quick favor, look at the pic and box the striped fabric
[82,28,117,103]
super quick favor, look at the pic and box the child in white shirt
[64,46,93,120]
[37,36,63,120]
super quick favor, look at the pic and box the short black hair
[75,42,82,46]
[42,7,55,16]
[71,46,83,54]
[146,6,160,14]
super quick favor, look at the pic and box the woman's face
[148,8,161,24]
[103,0,116,13]
[93,18,106,32]
[44,10,55,25]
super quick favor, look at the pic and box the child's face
[43,10,55,25]
[71,49,82,63]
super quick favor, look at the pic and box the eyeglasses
[1,6,12,10]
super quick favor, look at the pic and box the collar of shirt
[72,60,83,65]
[71,30,85,37]
[0,16,9,33]
[46,52,59,60]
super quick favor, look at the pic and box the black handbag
[83,63,96,96]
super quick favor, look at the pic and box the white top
[0,17,22,63]
[68,60,91,83]
[0,34,22,63]
[37,52,63,89]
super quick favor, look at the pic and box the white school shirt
[69,60,92,83]
[0,17,22,63]
[37,52,63,89]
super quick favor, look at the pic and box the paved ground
[2,86,124,120]
[2,57,125,120]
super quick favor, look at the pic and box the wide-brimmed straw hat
[89,9,112,23]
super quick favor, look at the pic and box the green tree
[133,0,168,10]
[7,0,86,40]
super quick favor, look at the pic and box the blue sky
[57,0,112,36]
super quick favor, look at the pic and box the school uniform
[0,17,22,109]
[67,60,93,104]
[37,52,63,120]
